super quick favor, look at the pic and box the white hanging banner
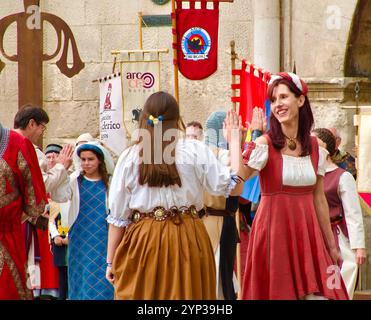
[99,73,128,156]
[120,60,160,136]
[358,114,371,193]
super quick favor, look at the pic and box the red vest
[324,167,349,238]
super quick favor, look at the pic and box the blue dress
[68,177,114,300]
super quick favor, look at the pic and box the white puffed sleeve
[339,171,366,249]
[242,143,268,171]
[107,147,135,228]
[185,140,239,198]
[317,146,329,176]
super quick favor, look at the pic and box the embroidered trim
[0,240,32,300]
[17,152,46,218]
[0,126,10,159]
[242,141,256,164]
[0,160,20,209]
[106,215,132,228]
[225,172,239,197]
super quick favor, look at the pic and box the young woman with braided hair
[312,128,366,299]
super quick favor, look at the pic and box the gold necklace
[283,134,297,151]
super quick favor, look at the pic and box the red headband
[268,72,308,96]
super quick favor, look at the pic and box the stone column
[253,0,280,73]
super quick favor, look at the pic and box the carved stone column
[253,0,280,73]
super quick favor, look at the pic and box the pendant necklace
[284,134,297,151]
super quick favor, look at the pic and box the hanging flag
[357,114,371,211]
[99,73,127,156]
[120,58,160,136]
[234,60,270,125]
[232,60,271,203]
[174,0,219,80]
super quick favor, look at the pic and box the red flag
[236,60,269,125]
[175,0,219,80]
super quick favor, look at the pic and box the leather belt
[205,207,235,217]
[131,205,200,224]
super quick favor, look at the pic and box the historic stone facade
[0,0,370,290]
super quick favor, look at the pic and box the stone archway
[345,0,371,77]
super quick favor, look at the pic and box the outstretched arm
[224,109,267,183]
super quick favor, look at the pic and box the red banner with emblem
[174,0,219,80]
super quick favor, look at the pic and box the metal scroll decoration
[0,0,85,108]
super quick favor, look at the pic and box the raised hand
[246,107,266,132]
[56,144,74,170]
[223,110,242,145]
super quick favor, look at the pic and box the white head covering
[75,133,95,146]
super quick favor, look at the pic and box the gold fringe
[359,196,371,217]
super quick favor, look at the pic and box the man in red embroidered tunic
[0,122,47,300]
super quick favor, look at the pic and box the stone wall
[0,0,253,145]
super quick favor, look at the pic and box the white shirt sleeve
[107,148,134,228]
[317,147,329,176]
[35,147,70,201]
[339,171,366,249]
[48,219,60,239]
[244,144,268,171]
[191,140,238,197]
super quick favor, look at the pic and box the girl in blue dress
[67,142,114,300]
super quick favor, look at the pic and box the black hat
[45,144,63,155]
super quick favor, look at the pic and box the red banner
[233,60,271,125]
[175,0,219,80]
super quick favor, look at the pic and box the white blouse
[246,144,328,186]
[327,167,366,249]
[107,139,236,228]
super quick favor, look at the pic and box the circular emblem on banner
[141,72,155,89]
[181,27,211,61]
[151,0,170,5]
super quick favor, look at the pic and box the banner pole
[230,39,242,299]
[138,12,143,50]
[171,0,180,105]
[230,40,237,112]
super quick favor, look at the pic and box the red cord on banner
[231,84,240,90]
[231,97,240,103]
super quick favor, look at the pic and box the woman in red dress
[224,73,349,300]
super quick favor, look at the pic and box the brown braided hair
[312,128,337,158]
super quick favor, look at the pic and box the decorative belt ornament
[131,205,199,225]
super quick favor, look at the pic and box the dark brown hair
[312,128,337,158]
[186,121,203,130]
[79,150,109,190]
[14,104,49,130]
[267,78,314,156]
[137,91,185,187]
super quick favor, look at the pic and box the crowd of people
[0,72,367,300]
